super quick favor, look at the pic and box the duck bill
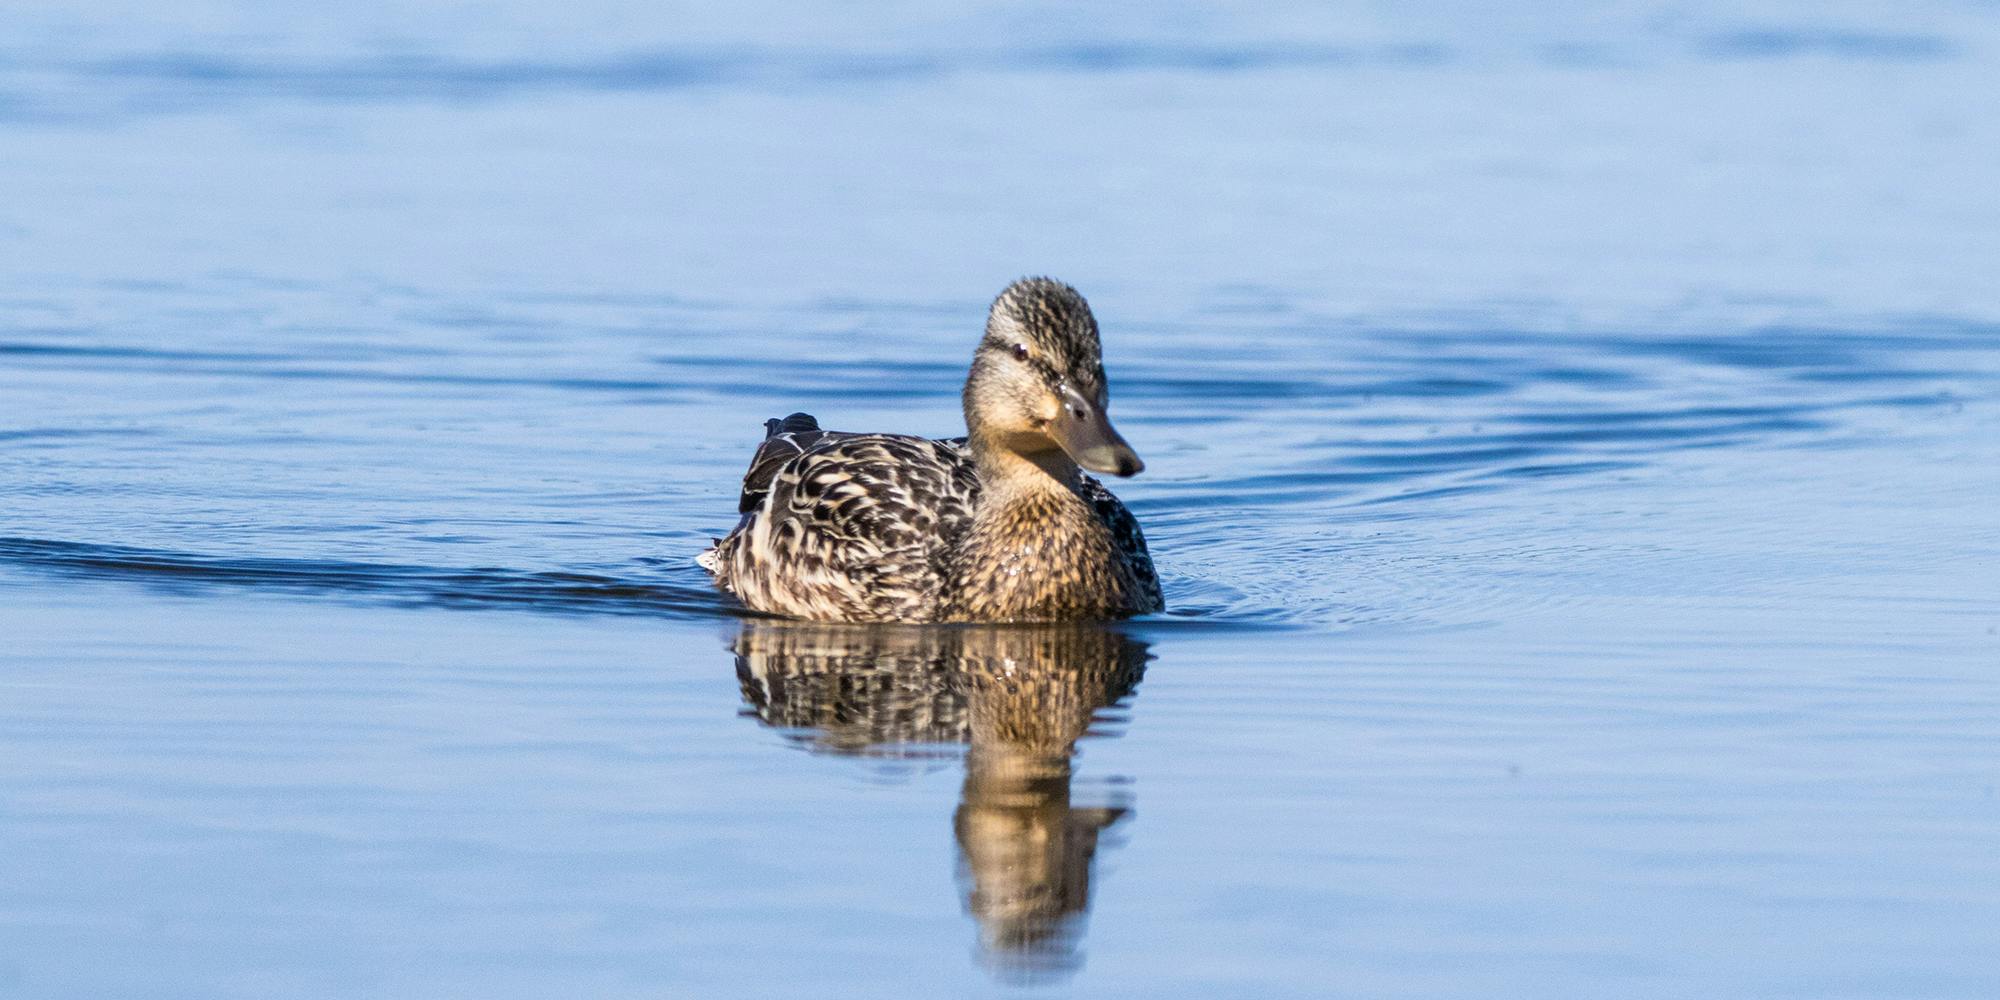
[1052,385,1144,477]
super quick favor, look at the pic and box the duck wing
[707,425,981,621]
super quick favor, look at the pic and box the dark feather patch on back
[738,412,827,514]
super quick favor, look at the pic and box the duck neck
[968,432,1082,502]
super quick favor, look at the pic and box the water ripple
[0,536,729,619]
[1700,28,1955,62]
[7,289,1997,629]
[0,41,1456,122]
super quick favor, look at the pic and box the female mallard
[697,277,1163,623]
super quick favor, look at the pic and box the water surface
[4,2,2000,997]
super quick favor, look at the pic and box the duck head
[963,278,1144,478]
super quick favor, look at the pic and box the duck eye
[1011,343,1030,361]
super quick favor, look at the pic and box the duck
[697,277,1163,623]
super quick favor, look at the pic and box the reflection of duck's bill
[1053,385,1143,477]
[956,792,1130,978]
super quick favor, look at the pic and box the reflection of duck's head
[729,620,1150,977]
[948,626,1145,977]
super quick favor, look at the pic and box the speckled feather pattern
[984,281,1107,402]
[700,423,1162,623]
[937,477,1158,622]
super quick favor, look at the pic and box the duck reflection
[731,620,1150,978]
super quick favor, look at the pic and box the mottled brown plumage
[698,278,1163,623]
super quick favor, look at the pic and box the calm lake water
[4,3,1999,997]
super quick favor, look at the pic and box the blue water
[5,3,2000,997]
